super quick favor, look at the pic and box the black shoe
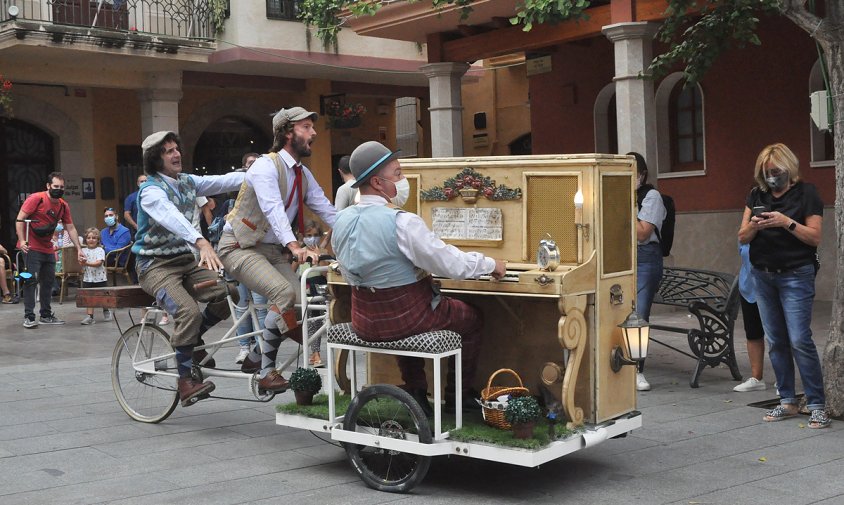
[444,388,481,414]
[193,349,216,368]
[405,387,434,417]
[241,354,261,374]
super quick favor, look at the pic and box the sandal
[1,294,12,304]
[763,404,799,422]
[808,409,831,429]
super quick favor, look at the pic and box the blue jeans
[235,282,267,348]
[636,242,663,322]
[752,264,825,410]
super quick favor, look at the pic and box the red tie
[285,163,306,235]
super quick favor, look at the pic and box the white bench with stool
[326,322,463,440]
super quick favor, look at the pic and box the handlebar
[192,279,219,291]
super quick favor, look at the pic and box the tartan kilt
[351,276,481,342]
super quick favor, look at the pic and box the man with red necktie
[218,107,337,392]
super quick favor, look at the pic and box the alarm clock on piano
[537,235,560,271]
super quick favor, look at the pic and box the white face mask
[380,177,410,208]
[303,236,319,248]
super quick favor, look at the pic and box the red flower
[2,80,11,91]
[483,187,494,198]
[444,188,453,198]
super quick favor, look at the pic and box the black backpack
[637,184,675,257]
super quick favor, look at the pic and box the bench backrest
[655,268,737,316]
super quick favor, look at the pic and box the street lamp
[611,303,650,373]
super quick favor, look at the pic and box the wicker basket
[480,368,530,430]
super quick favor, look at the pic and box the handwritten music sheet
[431,208,503,242]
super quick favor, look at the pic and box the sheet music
[431,207,503,241]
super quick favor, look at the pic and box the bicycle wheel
[342,384,432,493]
[112,323,179,423]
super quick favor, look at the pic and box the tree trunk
[821,38,844,417]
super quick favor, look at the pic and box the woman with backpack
[631,152,667,392]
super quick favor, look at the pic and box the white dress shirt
[139,171,244,246]
[223,150,337,246]
[357,194,496,279]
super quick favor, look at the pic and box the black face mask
[49,188,64,199]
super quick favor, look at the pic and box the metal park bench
[650,267,743,388]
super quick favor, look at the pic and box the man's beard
[291,132,312,158]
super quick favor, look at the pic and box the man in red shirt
[16,172,85,328]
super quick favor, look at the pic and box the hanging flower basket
[326,100,366,129]
[0,74,13,117]
[329,116,362,129]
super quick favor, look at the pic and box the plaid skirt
[351,276,483,390]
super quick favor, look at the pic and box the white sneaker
[81,315,95,325]
[636,373,651,391]
[235,348,249,364]
[103,309,113,322]
[733,377,767,392]
[159,314,170,326]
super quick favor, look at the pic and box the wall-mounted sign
[82,178,96,200]
[526,55,552,77]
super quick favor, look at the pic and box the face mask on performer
[303,235,319,248]
[377,176,410,208]
[49,188,64,199]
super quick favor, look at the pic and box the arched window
[668,82,704,170]
[192,116,270,176]
[656,73,706,177]
[593,82,617,154]
[809,59,834,166]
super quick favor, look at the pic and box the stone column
[138,72,183,137]
[420,62,470,157]
[602,22,659,181]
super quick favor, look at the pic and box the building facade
[0,0,431,249]
[344,0,837,299]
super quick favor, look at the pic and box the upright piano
[328,154,638,426]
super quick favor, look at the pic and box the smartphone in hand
[752,206,768,218]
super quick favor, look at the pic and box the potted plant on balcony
[326,100,366,129]
[289,367,322,405]
[504,395,543,439]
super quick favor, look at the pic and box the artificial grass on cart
[277,393,578,449]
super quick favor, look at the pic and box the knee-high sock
[259,310,283,379]
[197,309,222,345]
[175,345,194,379]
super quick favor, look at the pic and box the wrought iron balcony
[1,0,222,41]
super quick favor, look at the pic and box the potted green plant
[289,367,322,405]
[504,395,543,439]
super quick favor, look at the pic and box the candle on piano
[574,190,584,225]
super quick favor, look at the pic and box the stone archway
[179,97,275,172]
[2,96,85,247]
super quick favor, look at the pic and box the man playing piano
[331,141,507,416]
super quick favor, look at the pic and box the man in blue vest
[133,131,245,407]
[331,141,506,415]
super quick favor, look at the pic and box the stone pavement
[0,290,842,505]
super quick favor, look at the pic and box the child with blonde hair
[80,227,110,324]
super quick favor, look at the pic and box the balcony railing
[2,0,219,41]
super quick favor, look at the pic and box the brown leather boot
[178,377,215,407]
[257,370,289,392]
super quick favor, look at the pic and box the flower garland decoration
[420,167,522,201]
[0,75,13,116]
